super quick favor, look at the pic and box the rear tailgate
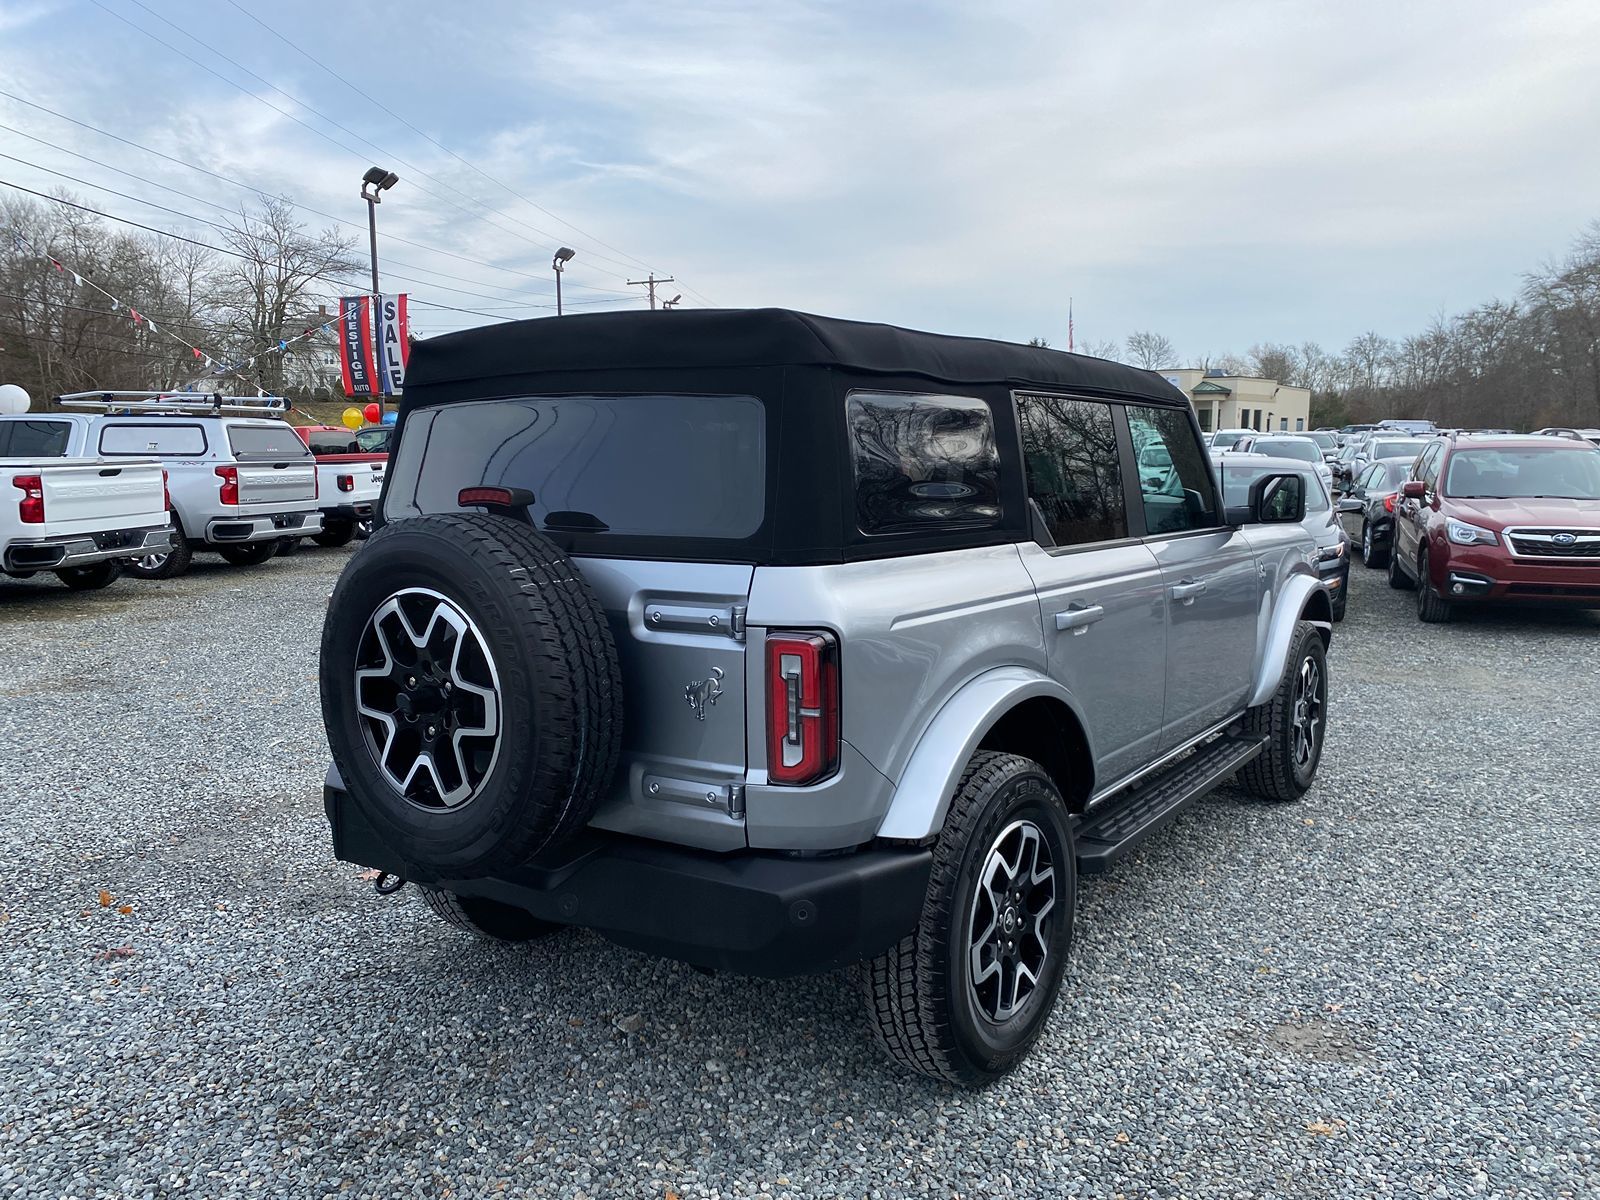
[17,459,166,533]
[235,461,318,506]
[316,459,385,504]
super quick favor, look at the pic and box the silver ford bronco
[320,309,1331,1085]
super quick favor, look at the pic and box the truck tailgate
[316,460,385,504]
[236,461,318,506]
[18,459,166,532]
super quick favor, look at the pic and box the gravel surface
[1,550,1597,1199]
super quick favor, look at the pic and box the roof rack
[55,391,289,417]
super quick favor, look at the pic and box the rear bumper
[3,524,172,573]
[204,511,322,544]
[324,778,931,977]
[321,502,374,521]
[1435,544,1600,605]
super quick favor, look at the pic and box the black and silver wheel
[218,541,278,567]
[126,534,191,580]
[55,561,122,591]
[320,513,622,874]
[1239,620,1327,801]
[418,886,556,942]
[1387,540,1412,590]
[1360,521,1388,569]
[864,751,1075,1086]
[1416,546,1453,623]
[354,588,502,809]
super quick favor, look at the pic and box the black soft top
[404,307,1186,405]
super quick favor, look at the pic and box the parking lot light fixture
[553,247,576,315]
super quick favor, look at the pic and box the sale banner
[375,293,411,396]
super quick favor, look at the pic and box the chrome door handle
[1170,578,1208,604]
[1054,603,1105,633]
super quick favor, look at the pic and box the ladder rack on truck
[56,392,289,417]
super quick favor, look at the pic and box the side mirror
[1336,497,1362,513]
[1401,480,1426,499]
[1247,472,1306,524]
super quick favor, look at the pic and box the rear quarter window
[0,419,72,457]
[847,391,1001,534]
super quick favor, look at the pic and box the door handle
[1054,603,1105,633]
[1170,578,1208,604]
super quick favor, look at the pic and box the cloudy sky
[3,0,1598,362]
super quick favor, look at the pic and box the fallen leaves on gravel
[356,869,382,882]
[94,946,135,962]
[98,890,113,907]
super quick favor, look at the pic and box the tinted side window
[1016,394,1127,546]
[99,423,207,456]
[229,424,312,461]
[848,391,1000,535]
[1125,405,1218,534]
[0,419,71,457]
[1417,444,1442,489]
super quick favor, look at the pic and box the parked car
[1219,455,1348,620]
[1207,427,1253,451]
[1377,418,1436,437]
[1303,429,1340,461]
[317,309,1335,1085]
[1388,433,1600,621]
[1333,435,1431,494]
[1533,427,1600,447]
[0,414,171,590]
[1335,456,1414,568]
[1224,433,1334,493]
[293,424,388,544]
[56,393,322,578]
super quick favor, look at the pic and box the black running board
[1074,735,1266,874]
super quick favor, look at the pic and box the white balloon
[0,384,31,415]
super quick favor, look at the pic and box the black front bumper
[325,782,932,978]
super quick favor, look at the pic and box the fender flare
[1248,572,1332,708]
[875,666,1089,842]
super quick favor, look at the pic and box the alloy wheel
[353,588,502,809]
[968,819,1057,1023]
[134,551,168,571]
[1290,655,1324,770]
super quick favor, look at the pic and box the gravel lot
[1,548,1597,1199]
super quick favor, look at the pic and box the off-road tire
[1415,546,1453,623]
[55,561,121,590]
[1238,620,1327,801]
[218,541,279,567]
[863,752,1076,1086]
[418,886,557,942]
[320,513,623,874]
[1387,541,1412,590]
[314,519,356,548]
[1360,521,1389,569]
[125,533,191,580]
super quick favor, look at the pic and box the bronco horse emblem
[684,666,725,721]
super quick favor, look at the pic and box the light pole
[360,166,399,297]
[553,247,575,315]
[662,293,682,311]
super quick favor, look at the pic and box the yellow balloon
[341,406,364,430]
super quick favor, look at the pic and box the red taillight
[459,486,516,507]
[13,474,43,524]
[336,474,354,493]
[214,465,239,506]
[161,468,171,511]
[766,630,840,787]
[1384,494,1396,513]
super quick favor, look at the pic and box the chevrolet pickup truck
[0,414,171,590]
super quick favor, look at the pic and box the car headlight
[1445,518,1498,547]
[1319,541,1347,561]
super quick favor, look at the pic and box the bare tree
[1124,331,1176,370]
[215,198,358,394]
[1078,338,1123,361]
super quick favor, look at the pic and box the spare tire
[319,513,623,875]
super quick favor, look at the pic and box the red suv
[1389,434,1600,621]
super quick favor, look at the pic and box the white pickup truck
[56,393,323,579]
[0,415,172,590]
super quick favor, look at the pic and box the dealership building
[1160,369,1313,435]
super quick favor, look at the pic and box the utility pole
[627,273,675,310]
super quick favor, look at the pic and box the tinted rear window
[0,419,71,457]
[1252,438,1319,463]
[398,394,765,538]
[229,424,313,461]
[848,391,1000,535]
[306,430,360,455]
[99,423,207,456]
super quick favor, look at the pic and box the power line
[0,90,631,297]
[95,0,661,287]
